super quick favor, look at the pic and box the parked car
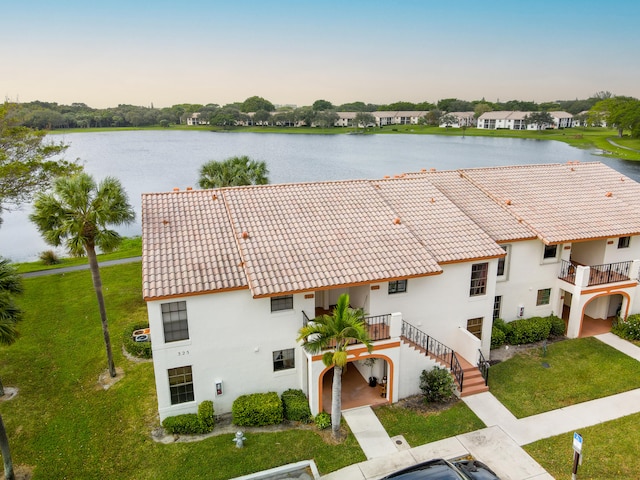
[380,458,500,480]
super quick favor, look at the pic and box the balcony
[559,259,632,286]
[301,311,393,344]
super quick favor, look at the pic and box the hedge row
[232,392,283,426]
[612,313,640,340]
[162,400,215,434]
[491,315,565,348]
[281,389,312,423]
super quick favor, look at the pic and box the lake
[3,130,640,262]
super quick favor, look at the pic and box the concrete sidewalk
[325,334,640,480]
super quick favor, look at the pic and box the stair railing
[478,349,490,386]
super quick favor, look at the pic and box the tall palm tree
[297,293,372,439]
[30,173,135,378]
[0,257,24,480]
[198,155,269,188]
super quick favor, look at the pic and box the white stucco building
[142,162,640,421]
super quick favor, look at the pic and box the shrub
[491,326,506,349]
[314,412,331,430]
[281,389,312,423]
[549,315,566,336]
[162,414,206,434]
[162,401,215,434]
[232,392,283,427]
[505,316,551,345]
[419,366,454,403]
[613,314,640,340]
[493,318,508,333]
[123,322,152,359]
[39,250,60,265]
[198,400,215,430]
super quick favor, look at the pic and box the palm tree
[297,293,372,439]
[0,257,24,480]
[198,155,269,188]
[30,173,135,378]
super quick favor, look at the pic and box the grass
[374,401,485,446]
[4,263,366,479]
[489,337,640,418]
[525,413,640,479]
[13,236,142,274]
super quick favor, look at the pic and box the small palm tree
[198,155,269,188]
[297,293,372,439]
[0,257,24,480]
[30,173,135,378]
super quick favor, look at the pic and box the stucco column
[575,265,590,288]
[566,285,584,339]
[389,312,402,338]
[630,260,640,282]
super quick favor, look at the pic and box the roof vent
[605,192,613,197]
[212,194,218,200]
[383,175,390,179]
[621,177,625,182]
[430,197,435,203]
[186,187,193,191]
[393,217,401,225]
[242,231,249,239]
[505,199,512,205]
[162,220,169,225]
[421,168,427,172]
[430,168,436,172]
[173,187,179,192]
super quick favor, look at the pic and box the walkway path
[330,333,640,480]
[21,256,142,278]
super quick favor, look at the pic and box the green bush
[491,326,506,349]
[198,400,215,430]
[232,392,283,427]
[493,318,508,333]
[314,412,331,430]
[281,389,312,423]
[505,316,551,345]
[123,322,152,359]
[419,366,454,403]
[549,315,566,336]
[613,314,640,340]
[39,250,60,265]
[162,414,206,434]
[162,401,215,434]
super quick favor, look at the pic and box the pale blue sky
[2,0,638,108]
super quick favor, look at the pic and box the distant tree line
[7,92,639,137]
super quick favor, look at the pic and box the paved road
[21,256,142,278]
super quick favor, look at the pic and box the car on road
[380,458,500,480]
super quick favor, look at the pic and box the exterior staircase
[400,321,489,397]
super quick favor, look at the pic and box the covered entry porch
[321,363,389,412]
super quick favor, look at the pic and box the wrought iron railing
[401,321,464,391]
[478,349,490,386]
[302,311,311,327]
[559,259,631,286]
[364,314,391,342]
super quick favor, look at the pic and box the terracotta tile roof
[142,189,247,299]
[459,162,640,244]
[426,170,536,242]
[222,181,441,297]
[373,177,506,263]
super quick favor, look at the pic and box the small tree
[354,112,376,131]
[419,366,454,403]
[524,111,554,130]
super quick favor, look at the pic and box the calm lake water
[3,130,640,262]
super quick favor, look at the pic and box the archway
[578,293,626,337]
[319,355,391,413]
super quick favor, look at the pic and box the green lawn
[525,413,640,479]
[374,401,485,446]
[4,263,367,479]
[489,337,640,418]
[13,236,142,274]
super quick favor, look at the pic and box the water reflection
[1,130,635,262]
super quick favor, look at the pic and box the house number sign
[177,350,190,356]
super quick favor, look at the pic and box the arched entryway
[320,356,391,413]
[562,290,627,338]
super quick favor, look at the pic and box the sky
[2,0,639,109]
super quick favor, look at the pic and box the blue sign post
[572,432,583,479]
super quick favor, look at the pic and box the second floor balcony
[558,259,638,287]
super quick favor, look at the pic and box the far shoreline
[48,124,640,162]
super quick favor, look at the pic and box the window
[271,295,293,312]
[497,245,510,278]
[388,279,407,294]
[469,263,489,296]
[618,236,631,249]
[467,317,483,340]
[493,296,502,320]
[161,301,189,342]
[168,366,194,405]
[273,349,295,371]
[537,288,551,306]
[543,244,558,259]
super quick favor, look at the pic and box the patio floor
[322,365,389,413]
